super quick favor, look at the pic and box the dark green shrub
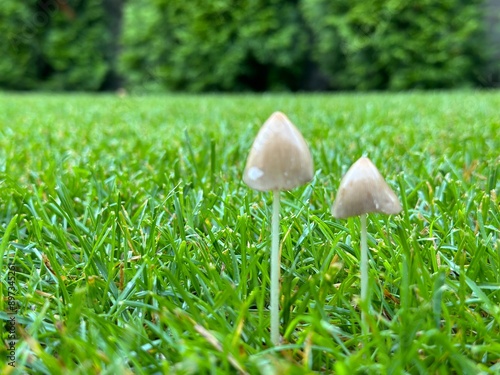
[0,0,110,91]
[482,0,500,86]
[41,0,110,91]
[0,0,491,92]
[0,0,41,90]
[301,0,486,90]
[120,0,308,92]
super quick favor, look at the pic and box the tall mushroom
[243,111,314,346]
[331,156,402,335]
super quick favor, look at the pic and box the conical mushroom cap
[331,157,402,218]
[243,112,314,192]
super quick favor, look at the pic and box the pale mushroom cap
[243,112,314,191]
[331,157,402,218]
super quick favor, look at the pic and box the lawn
[0,91,499,374]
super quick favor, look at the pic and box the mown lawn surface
[0,91,499,374]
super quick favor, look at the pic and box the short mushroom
[243,111,314,346]
[331,156,401,335]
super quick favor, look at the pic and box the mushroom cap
[243,112,314,192]
[331,157,402,218]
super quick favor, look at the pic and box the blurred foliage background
[1,0,499,92]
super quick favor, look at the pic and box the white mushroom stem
[331,157,402,338]
[270,189,281,346]
[360,213,369,336]
[243,112,314,347]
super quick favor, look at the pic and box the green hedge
[0,0,40,90]
[0,0,110,91]
[0,0,490,91]
[301,0,486,90]
[41,0,109,90]
[119,0,486,91]
[119,0,308,92]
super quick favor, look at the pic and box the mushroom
[243,111,314,346]
[331,156,401,334]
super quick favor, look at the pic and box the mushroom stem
[270,189,281,346]
[360,213,369,336]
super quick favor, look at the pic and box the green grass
[0,91,499,374]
